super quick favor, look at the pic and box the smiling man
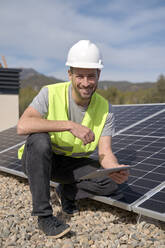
[69,67,100,105]
[17,40,129,238]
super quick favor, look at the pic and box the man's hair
[69,67,74,74]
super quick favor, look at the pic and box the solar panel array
[0,104,165,222]
[92,104,165,222]
[0,128,25,176]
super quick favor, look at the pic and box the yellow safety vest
[18,82,109,159]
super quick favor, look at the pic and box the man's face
[68,67,100,104]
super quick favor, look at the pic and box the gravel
[0,172,165,248]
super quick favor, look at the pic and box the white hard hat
[66,40,103,69]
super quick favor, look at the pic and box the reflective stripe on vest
[52,143,93,157]
[52,143,73,152]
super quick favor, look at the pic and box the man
[17,40,129,238]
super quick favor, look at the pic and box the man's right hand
[69,122,95,145]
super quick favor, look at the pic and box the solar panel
[132,183,165,220]
[0,138,57,187]
[91,134,165,211]
[0,103,165,222]
[113,104,165,133]
[122,111,165,137]
[0,127,25,152]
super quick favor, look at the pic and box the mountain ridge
[20,68,156,92]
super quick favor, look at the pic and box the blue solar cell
[129,168,146,177]
[134,163,156,171]
[153,167,165,174]
[143,158,163,166]
[143,172,165,182]
[139,199,165,213]
[152,191,165,202]
[113,104,165,132]
[122,111,165,137]
[111,184,150,204]
[138,189,165,214]
[134,178,160,188]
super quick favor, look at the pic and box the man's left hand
[109,166,129,184]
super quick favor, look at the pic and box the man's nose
[82,77,90,87]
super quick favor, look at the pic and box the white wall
[0,94,19,132]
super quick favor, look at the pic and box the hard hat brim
[65,62,104,69]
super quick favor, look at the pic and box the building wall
[0,94,19,132]
[0,68,21,132]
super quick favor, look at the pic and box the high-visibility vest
[18,82,109,159]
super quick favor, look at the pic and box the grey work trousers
[22,133,118,216]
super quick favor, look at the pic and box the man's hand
[98,136,130,184]
[70,122,95,145]
[108,165,129,184]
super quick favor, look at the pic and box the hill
[20,68,62,91]
[20,68,156,92]
[98,80,156,92]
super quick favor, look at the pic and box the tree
[19,87,38,116]
[156,75,165,102]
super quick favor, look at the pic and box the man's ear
[68,69,72,81]
[97,69,101,79]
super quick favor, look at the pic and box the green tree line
[97,74,165,104]
[19,75,165,116]
[19,87,38,116]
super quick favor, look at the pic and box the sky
[1,0,165,83]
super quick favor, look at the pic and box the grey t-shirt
[30,84,115,137]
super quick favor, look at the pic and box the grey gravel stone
[0,173,165,248]
[131,233,140,241]
[2,228,11,238]
[130,240,140,248]
[117,231,125,239]
[62,239,74,248]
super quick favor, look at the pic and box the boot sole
[62,210,79,217]
[47,226,71,238]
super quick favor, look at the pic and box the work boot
[55,185,79,216]
[38,215,70,238]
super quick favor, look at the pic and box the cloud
[0,0,165,82]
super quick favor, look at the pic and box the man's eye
[88,76,95,79]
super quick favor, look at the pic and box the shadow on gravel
[0,171,28,184]
[78,198,165,230]
[78,198,137,222]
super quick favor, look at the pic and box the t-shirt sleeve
[101,103,115,136]
[29,87,48,117]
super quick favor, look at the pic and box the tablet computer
[80,166,130,180]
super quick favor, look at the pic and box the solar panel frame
[132,182,165,221]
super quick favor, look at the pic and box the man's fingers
[83,132,95,145]
[71,123,95,144]
[119,170,129,176]
[109,171,129,184]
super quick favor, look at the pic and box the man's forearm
[17,114,95,145]
[17,117,72,135]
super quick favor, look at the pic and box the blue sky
[0,0,165,82]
